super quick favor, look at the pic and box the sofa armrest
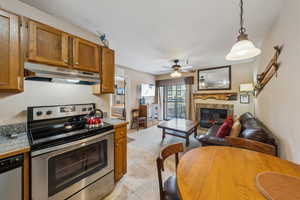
[197,135,227,146]
[225,136,276,156]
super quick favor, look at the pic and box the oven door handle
[31,130,114,157]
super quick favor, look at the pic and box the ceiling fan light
[170,70,182,78]
[226,39,261,61]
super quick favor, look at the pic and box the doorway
[163,84,186,120]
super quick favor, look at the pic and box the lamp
[240,83,254,93]
[226,0,261,61]
[170,70,182,78]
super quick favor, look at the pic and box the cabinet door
[0,10,23,92]
[114,137,127,182]
[101,48,115,93]
[73,38,100,72]
[28,21,69,67]
[122,137,127,175]
[115,126,127,140]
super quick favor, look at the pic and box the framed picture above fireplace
[197,66,231,91]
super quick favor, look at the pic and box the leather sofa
[197,112,278,156]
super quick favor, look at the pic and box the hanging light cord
[239,0,246,34]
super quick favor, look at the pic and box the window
[164,84,186,119]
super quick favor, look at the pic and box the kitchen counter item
[0,154,23,200]
[0,123,26,137]
[85,109,104,128]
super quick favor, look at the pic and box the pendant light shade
[226,0,261,61]
[170,70,182,78]
[226,39,261,61]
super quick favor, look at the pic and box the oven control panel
[29,104,95,121]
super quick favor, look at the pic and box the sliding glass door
[164,84,186,119]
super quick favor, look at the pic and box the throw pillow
[216,119,233,138]
[229,120,242,137]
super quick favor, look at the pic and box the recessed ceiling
[20,0,283,74]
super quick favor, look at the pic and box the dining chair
[225,136,276,156]
[130,109,146,130]
[156,143,184,200]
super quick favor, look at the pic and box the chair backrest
[131,109,140,119]
[156,143,184,200]
[225,136,276,156]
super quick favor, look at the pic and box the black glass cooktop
[27,116,113,151]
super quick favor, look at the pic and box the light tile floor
[104,126,201,200]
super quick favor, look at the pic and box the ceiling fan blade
[156,69,172,74]
[182,65,193,69]
[181,69,189,72]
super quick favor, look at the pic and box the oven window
[48,140,107,197]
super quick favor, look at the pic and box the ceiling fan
[160,59,193,77]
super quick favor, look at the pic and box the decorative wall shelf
[193,93,238,101]
[255,45,283,96]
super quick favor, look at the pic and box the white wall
[156,62,255,119]
[254,1,300,163]
[0,81,110,125]
[122,66,155,126]
[193,63,255,118]
[0,0,109,125]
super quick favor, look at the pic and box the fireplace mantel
[193,92,238,101]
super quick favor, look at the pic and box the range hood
[24,62,100,85]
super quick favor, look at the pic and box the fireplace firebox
[200,108,228,128]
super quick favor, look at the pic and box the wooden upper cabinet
[28,21,69,67]
[73,38,100,73]
[0,10,23,92]
[101,48,115,93]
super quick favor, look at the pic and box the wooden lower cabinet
[114,123,128,182]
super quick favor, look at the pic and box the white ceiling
[20,0,283,74]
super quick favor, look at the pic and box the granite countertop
[0,132,30,157]
[103,118,128,126]
[0,123,30,158]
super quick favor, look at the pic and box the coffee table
[157,119,199,146]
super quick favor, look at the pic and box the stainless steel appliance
[27,103,114,200]
[25,62,100,84]
[0,155,23,200]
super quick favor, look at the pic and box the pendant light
[226,0,261,61]
[170,70,182,78]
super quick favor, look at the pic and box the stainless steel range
[27,103,115,200]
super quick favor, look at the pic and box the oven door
[31,131,114,200]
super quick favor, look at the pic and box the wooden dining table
[176,146,300,200]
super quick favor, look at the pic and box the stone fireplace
[196,103,234,129]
